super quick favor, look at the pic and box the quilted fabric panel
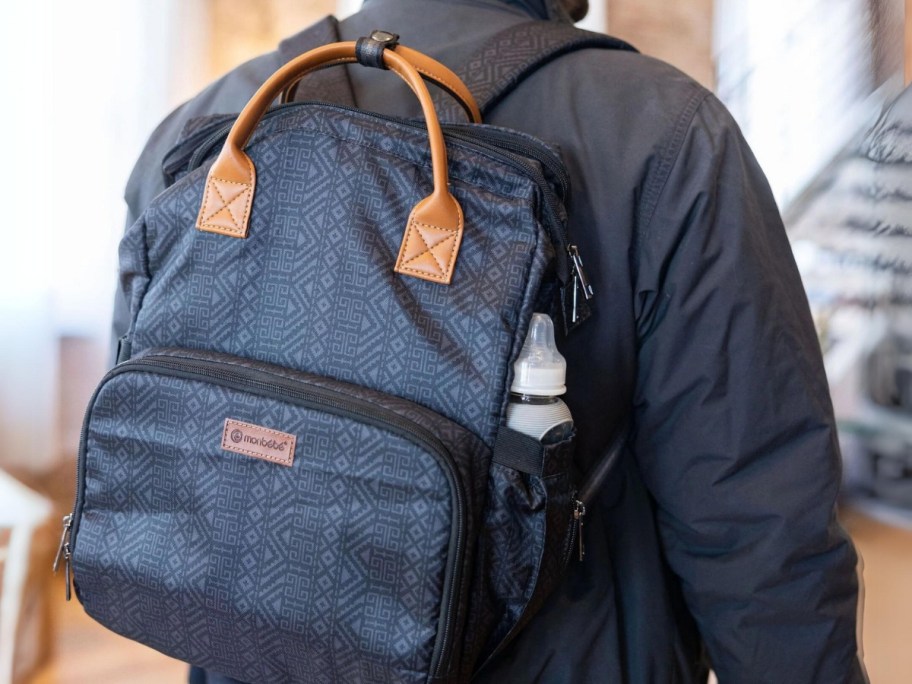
[74,365,458,683]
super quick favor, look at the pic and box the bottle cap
[510,313,567,396]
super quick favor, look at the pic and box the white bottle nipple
[510,313,567,396]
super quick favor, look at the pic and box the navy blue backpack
[57,21,632,683]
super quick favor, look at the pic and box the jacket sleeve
[632,92,867,683]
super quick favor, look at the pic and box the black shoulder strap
[277,15,356,107]
[275,17,634,505]
[278,18,634,119]
[441,21,636,504]
[577,418,630,506]
[437,20,637,121]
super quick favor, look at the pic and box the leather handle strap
[280,43,482,124]
[196,40,466,286]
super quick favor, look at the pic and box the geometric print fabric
[75,355,470,683]
[123,104,549,449]
[98,101,578,681]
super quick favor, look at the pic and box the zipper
[442,123,569,202]
[184,107,295,174]
[68,351,467,677]
[161,113,237,183]
[473,493,583,677]
[52,513,74,600]
[572,497,587,562]
[441,126,583,295]
[568,245,595,326]
[179,102,568,200]
[173,101,592,299]
[181,102,566,226]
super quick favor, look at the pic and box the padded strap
[277,16,356,107]
[436,20,637,121]
[576,418,630,506]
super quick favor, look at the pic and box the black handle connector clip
[355,30,401,70]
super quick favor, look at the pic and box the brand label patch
[222,419,296,467]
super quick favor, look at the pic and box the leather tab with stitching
[197,177,253,237]
[196,41,468,275]
[394,193,464,285]
[197,148,256,238]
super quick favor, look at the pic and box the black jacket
[114,1,867,681]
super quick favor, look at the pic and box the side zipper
[52,513,73,600]
[471,489,584,679]
[572,498,587,562]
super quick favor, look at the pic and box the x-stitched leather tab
[197,176,253,237]
[394,194,464,285]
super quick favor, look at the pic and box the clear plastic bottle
[505,313,573,444]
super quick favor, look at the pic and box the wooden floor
[25,506,912,683]
[30,602,187,684]
[841,507,912,684]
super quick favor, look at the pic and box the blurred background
[0,0,908,682]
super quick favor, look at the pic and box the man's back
[119,1,866,681]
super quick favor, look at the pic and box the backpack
[56,20,633,683]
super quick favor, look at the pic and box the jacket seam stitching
[637,88,711,243]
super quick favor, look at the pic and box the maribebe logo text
[223,418,296,467]
[230,428,288,452]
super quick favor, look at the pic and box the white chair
[0,470,52,684]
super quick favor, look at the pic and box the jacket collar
[502,0,571,20]
[360,0,574,23]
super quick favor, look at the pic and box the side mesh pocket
[462,427,577,674]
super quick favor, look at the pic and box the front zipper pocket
[69,347,486,684]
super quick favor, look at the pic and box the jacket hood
[360,0,587,22]
[504,0,587,21]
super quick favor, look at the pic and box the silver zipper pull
[53,514,74,601]
[64,552,73,601]
[571,272,580,324]
[568,245,594,301]
[53,514,72,573]
[573,499,587,562]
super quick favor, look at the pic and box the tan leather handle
[196,41,466,285]
[279,44,482,124]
